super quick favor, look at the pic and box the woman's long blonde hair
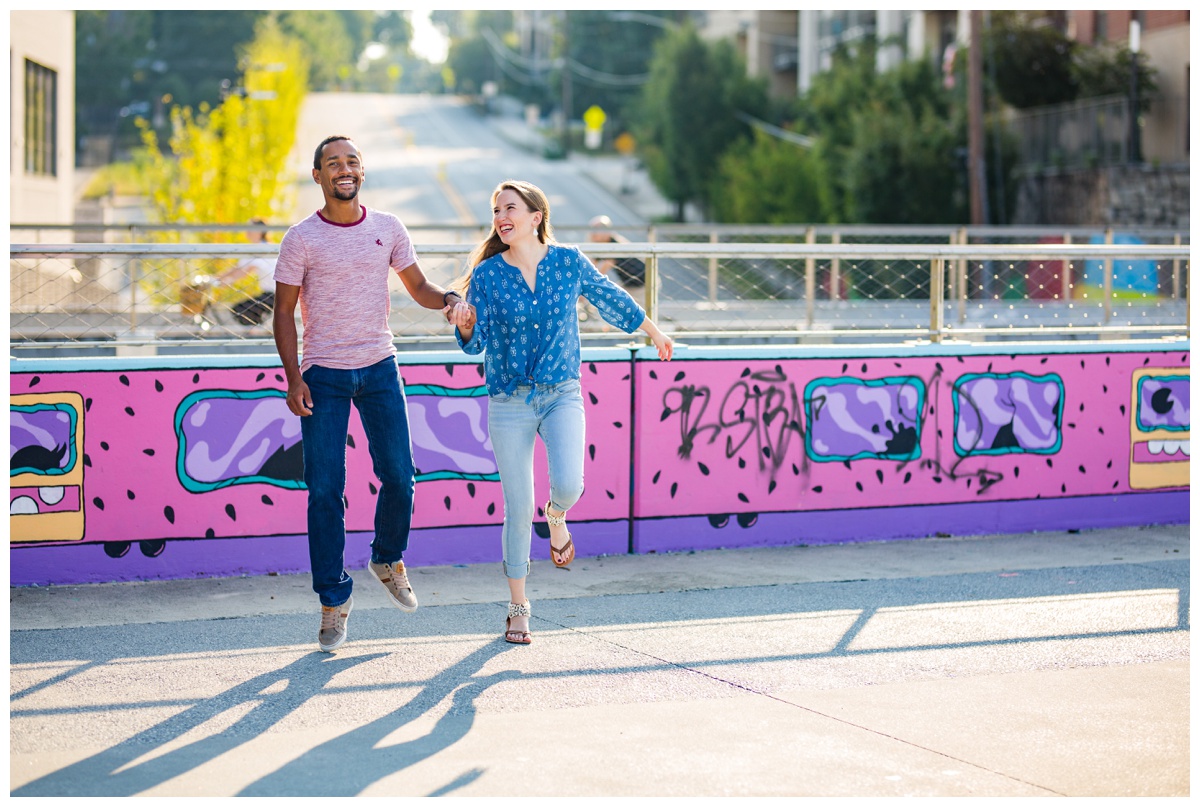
[450,179,555,295]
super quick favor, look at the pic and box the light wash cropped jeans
[488,379,586,579]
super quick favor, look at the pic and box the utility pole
[560,12,572,157]
[1129,12,1142,163]
[967,10,987,226]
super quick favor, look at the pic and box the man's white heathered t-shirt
[274,206,418,373]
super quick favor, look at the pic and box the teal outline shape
[10,402,79,477]
[175,389,305,493]
[803,376,924,463]
[1135,374,1190,433]
[951,371,1064,457]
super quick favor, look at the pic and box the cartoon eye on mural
[952,372,1064,457]
[803,376,924,463]
[10,393,86,542]
[1129,368,1190,489]
[175,390,304,493]
[405,384,498,482]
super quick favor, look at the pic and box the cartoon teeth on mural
[1129,367,1190,490]
[10,392,86,542]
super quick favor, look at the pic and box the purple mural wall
[9,343,1189,586]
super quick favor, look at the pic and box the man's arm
[397,262,460,311]
[273,282,312,416]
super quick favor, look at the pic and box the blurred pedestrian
[218,218,276,333]
[273,135,466,652]
[588,214,648,309]
[445,180,674,645]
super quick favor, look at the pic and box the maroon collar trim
[316,206,368,227]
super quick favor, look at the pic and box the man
[274,135,463,652]
[217,218,276,334]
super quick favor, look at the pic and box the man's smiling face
[314,139,364,202]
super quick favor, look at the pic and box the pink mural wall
[9,344,1189,585]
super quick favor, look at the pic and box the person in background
[218,218,276,333]
[446,180,673,645]
[273,135,466,653]
[588,214,648,309]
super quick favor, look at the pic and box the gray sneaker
[370,560,418,612]
[318,595,353,652]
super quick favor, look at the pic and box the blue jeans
[488,380,586,579]
[300,357,415,606]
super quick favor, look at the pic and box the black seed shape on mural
[164,506,175,524]
[588,444,596,460]
[1120,405,1126,415]
[476,365,484,378]
[143,448,155,456]
[445,364,454,376]
[932,476,943,483]
[1143,357,1150,365]
[841,363,848,373]
[875,469,884,484]
[739,458,746,469]
[255,372,265,382]
[119,375,130,386]
[83,454,92,467]
[29,376,40,387]
[444,496,452,510]
[206,528,216,539]
[674,371,685,382]
[660,408,672,422]
[368,482,378,495]
[649,369,657,380]
[1078,465,1086,474]
[589,392,598,405]
[85,398,92,411]
[812,485,822,493]
[843,460,851,470]
[468,482,476,497]
[768,480,776,494]
[1014,467,1020,478]
[762,446,771,459]
[100,441,109,451]
[737,492,749,503]
[1046,458,1054,468]
[606,490,615,499]
[487,502,496,516]
[155,380,164,392]
[1112,481,1119,489]
[1061,483,1067,493]
[742,368,752,377]
[652,470,661,484]
[855,482,863,492]
[987,363,993,372]
[193,373,200,383]
[670,482,678,498]
[1105,356,1111,365]
[275,373,284,383]
[1040,357,1048,364]
[622,374,630,381]
[343,495,349,509]
[124,406,135,416]
[262,495,274,505]
[904,472,912,483]
[1098,427,1104,435]
[614,421,623,428]
[1067,423,1075,429]
[588,363,597,374]
[93,497,105,510]
[698,462,709,475]
[127,490,135,500]
[936,362,944,372]
[346,435,355,448]
[225,504,237,521]
[792,463,800,475]
[894,362,902,368]
[1079,402,1085,412]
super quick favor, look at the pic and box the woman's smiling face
[493,188,541,245]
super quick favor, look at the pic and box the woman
[445,180,673,644]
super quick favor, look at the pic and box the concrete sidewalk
[9,524,1191,796]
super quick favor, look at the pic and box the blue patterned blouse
[456,243,646,396]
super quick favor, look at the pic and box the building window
[25,59,57,177]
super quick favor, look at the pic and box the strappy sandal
[544,500,575,568]
[505,600,532,644]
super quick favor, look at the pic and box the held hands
[444,300,476,331]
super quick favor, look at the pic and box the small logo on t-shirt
[376,239,383,246]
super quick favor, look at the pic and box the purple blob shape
[11,409,73,469]
[955,375,1061,453]
[181,396,301,484]
[409,396,497,477]
[808,381,920,458]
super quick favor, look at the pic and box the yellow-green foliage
[135,19,308,303]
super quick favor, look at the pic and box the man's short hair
[313,135,354,170]
[589,215,612,229]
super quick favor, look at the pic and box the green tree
[636,24,767,220]
[712,131,831,224]
[985,11,1077,109]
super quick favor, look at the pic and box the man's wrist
[443,290,463,307]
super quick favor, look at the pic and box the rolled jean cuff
[503,559,530,579]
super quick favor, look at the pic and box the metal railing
[10,240,1190,353]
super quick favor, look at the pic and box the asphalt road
[9,523,1190,797]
